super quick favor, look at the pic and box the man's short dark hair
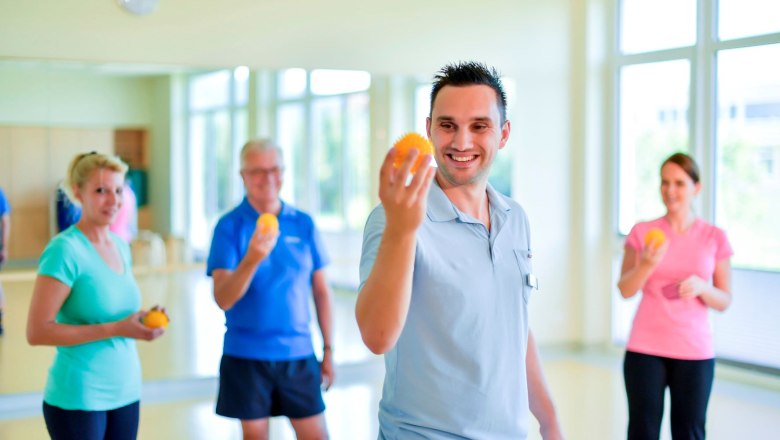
[430,61,507,123]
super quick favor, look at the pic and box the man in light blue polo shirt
[357,62,564,439]
[207,139,334,439]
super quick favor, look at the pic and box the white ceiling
[0,0,569,76]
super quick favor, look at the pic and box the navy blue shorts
[42,400,139,440]
[216,354,325,420]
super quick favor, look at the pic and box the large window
[187,68,248,253]
[614,0,780,370]
[275,69,371,231]
[616,0,780,271]
[618,60,690,233]
[716,44,780,272]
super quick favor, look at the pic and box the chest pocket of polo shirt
[280,236,313,274]
[513,249,533,304]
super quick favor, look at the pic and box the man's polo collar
[426,179,511,223]
[485,182,511,214]
[239,197,294,219]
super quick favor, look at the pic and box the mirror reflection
[0,59,394,396]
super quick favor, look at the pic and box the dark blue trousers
[624,351,714,440]
[42,400,140,440]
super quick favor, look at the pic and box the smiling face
[660,161,701,215]
[426,84,510,189]
[74,168,125,226]
[240,148,283,207]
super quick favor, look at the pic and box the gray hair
[240,139,284,169]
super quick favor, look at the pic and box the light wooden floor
[1,268,779,439]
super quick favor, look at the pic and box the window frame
[185,68,248,255]
[272,69,371,232]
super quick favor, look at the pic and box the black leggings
[623,351,714,440]
[43,400,140,440]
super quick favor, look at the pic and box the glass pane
[213,111,231,214]
[233,66,249,106]
[189,115,208,252]
[414,83,431,136]
[618,60,690,234]
[232,110,247,205]
[719,0,780,40]
[716,44,780,271]
[620,0,696,54]
[345,93,371,230]
[189,71,231,110]
[312,98,344,229]
[311,70,371,96]
[488,77,516,197]
[278,68,307,99]
[277,103,306,205]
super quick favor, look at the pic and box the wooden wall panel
[10,127,48,210]
[78,129,113,157]
[10,207,48,260]
[0,126,117,261]
[114,129,146,169]
[0,127,11,190]
[48,128,112,188]
[48,127,81,187]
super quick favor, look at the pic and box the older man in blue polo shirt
[207,139,334,440]
[357,62,564,439]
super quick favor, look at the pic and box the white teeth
[452,155,475,162]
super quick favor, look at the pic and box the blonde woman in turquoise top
[27,152,165,440]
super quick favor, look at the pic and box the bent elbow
[361,334,394,355]
[356,321,396,354]
[213,295,234,312]
[27,328,44,346]
[617,282,635,299]
[715,299,732,313]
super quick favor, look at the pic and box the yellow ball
[643,227,667,250]
[256,213,279,234]
[392,132,434,174]
[142,309,169,329]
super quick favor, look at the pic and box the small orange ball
[142,308,169,329]
[643,227,667,250]
[392,132,434,174]
[256,213,279,234]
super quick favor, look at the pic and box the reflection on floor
[1,267,780,439]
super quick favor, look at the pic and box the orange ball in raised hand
[643,227,667,250]
[256,213,279,234]
[142,307,169,329]
[392,132,434,174]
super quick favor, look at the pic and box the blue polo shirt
[0,187,9,250]
[360,181,534,439]
[0,187,9,217]
[207,198,329,361]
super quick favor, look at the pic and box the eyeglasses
[241,166,284,178]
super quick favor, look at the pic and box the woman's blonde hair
[63,151,128,206]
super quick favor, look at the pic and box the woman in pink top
[617,153,733,440]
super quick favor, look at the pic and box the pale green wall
[0,61,176,236]
[0,62,155,127]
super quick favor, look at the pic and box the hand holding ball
[643,227,667,250]
[256,213,279,234]
[393,132,434,174]
[142,306,169,329]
